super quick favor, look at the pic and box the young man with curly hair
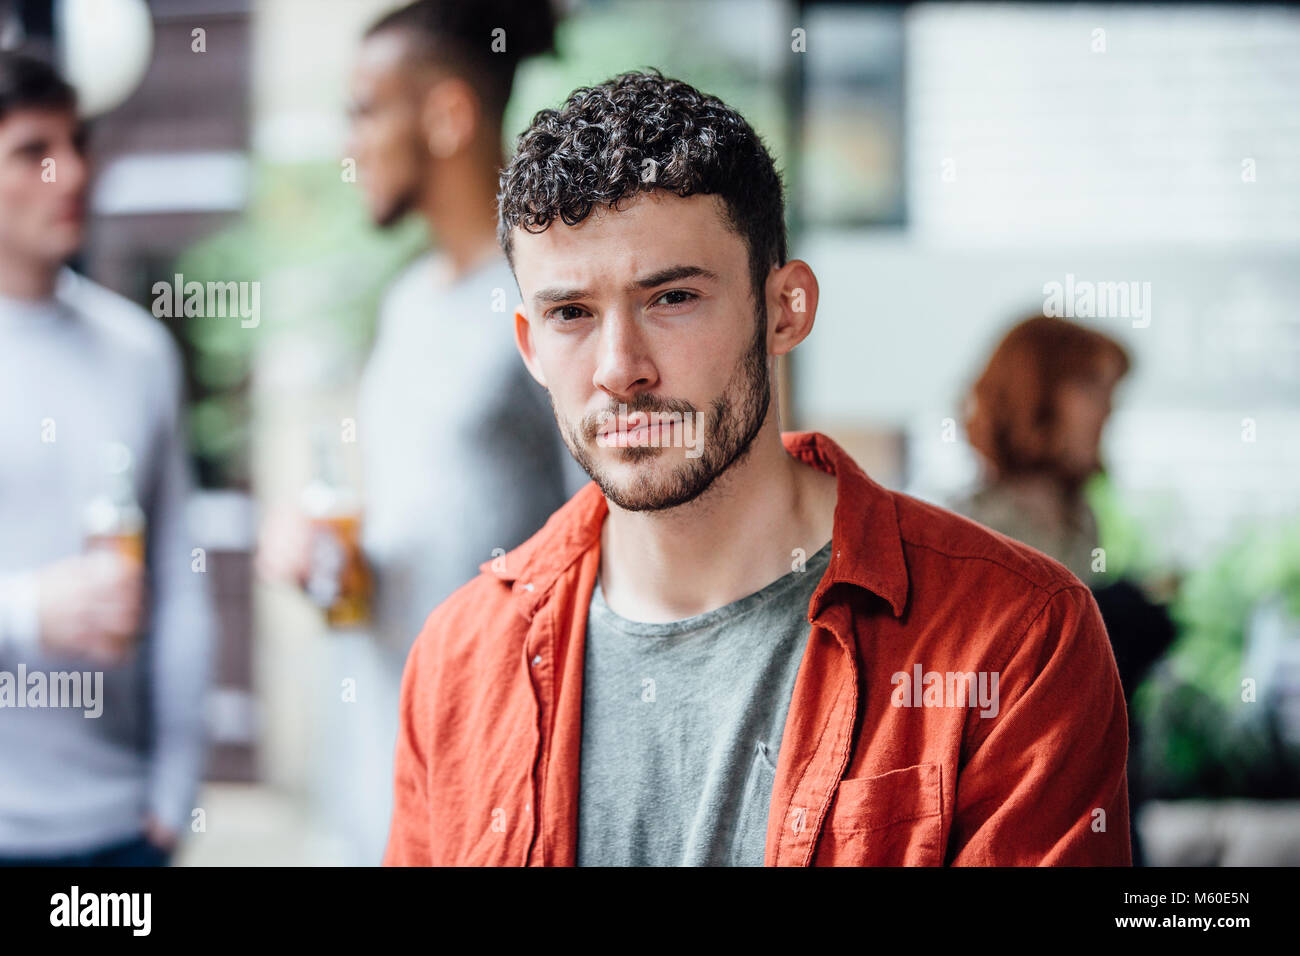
[384,70,1132,867]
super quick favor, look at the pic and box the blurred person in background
[257,0,581,863]
[956,315,1126,583]
[953,314,1175,865]
[0,51,215,866]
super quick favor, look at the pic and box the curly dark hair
[498,69,787,310]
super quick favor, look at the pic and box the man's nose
[592,308,659,399]
[57,146,90,193]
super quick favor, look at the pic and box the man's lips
[595,418,676,447]
[597,418,634,438]
[54,200,87,224]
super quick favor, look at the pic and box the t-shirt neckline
[589,539,833,637]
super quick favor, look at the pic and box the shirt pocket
[813,762,945,866]
[728,741,779,867]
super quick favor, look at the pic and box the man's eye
[547,305,590,323]
[653,290,697,307]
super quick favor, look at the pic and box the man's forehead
[354,32,436,98]
[358,29,447,88]
[0,108,79,142]
[357,29,413,71]
[509,192,739,283]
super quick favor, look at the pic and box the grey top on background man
[577,540,834,867]
[0,269,216,855]
[357,251,587,655]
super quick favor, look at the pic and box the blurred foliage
[1086,469,1157,584]
[1136,518,1300,797]
[1092,468,1300,796]
[173,161,425,488]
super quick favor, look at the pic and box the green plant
[1136,517,1300,796]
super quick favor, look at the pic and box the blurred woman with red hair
[957,314,1130,582]
[955,314,1176,866]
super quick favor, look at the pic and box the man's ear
[768,260,819,358]
[420,75,477,158]
[514,306,548,387]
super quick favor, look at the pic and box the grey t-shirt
[357,251,588,657]
[576,540,833,866]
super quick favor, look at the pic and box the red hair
[965,315,1131,480]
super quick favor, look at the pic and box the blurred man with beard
[257,0,580,863]
[0,51,214,866]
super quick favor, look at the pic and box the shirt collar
[480,430,910,621]
[787,431,909,620]
[0,267,80,325]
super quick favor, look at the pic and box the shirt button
[531,655,543,667]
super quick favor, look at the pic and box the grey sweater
[357,251,587,655]
[0,269,216,855]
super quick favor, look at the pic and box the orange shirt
[384,431,1131,866]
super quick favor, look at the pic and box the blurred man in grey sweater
[0,51,215,865]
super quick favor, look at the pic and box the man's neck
[419,147,505,283]
[0,255,59,302]
[597,423,839,623]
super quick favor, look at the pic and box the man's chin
[594,459,717,513]
[371,206,405,229]
[369,192,416,230]
[601,482,689,514]
[43,228,84,261]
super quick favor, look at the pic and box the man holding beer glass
[0,51,215,866]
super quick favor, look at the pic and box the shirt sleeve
[947,584,1132,865]
[0,571,41,652]
[143,340,218,837]
[383,624,433,866]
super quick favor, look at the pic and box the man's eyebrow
[531,264,720,306]
[6,136,49,153]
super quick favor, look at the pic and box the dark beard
[558,307,771,513]
[374,141,426,228]
[374,184,419,229]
